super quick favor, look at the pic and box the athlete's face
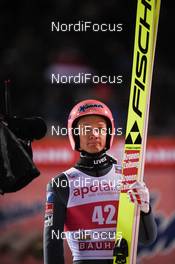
[77,115,107,154]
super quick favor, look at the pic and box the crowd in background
[0,0,174,135]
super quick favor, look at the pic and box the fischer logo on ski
[113,0,161,263]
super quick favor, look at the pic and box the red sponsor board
[144,137,175,168]
[32,137,79,167]
[32,137,175,168]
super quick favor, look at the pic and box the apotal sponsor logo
[73,182,116,198]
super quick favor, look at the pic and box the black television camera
[0,80,47,194]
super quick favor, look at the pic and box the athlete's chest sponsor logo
[79,240,115,251]
[73,181,117,198]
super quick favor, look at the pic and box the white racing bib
[64,165,121,261]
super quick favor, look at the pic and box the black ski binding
[113,238,128,264]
